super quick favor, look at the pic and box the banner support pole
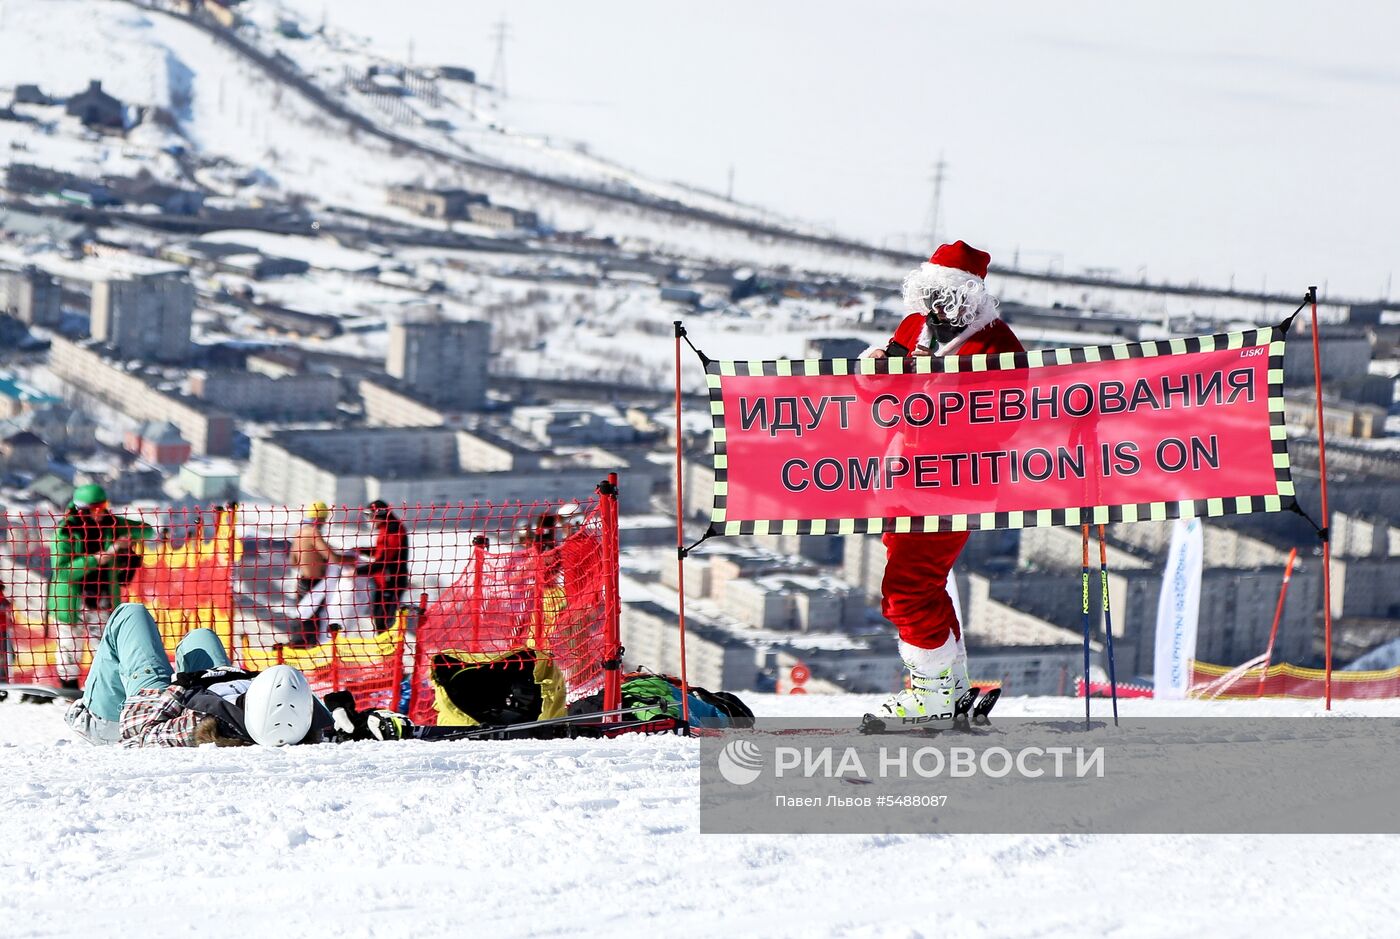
[1306,286,1335,710]
[672,321,692,726]
[1256,547,1297,698]
[598,473,623,717]
[1081,524,1091,730]
[1095,524,1120,726]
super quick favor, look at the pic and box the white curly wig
[901,262,999,328]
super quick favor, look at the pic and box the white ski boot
[872,636,965,732]
[952,630,971,700]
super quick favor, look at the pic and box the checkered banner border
[702,322,1296,536]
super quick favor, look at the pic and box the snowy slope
[0,0,447,208]
[4,694,1399,938]
[0,0,910,279]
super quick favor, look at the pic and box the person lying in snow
[64,603,407,748]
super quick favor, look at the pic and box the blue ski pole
[1081,524,1091,730]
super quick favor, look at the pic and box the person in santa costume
[866,240,1024,728]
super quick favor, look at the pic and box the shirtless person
[288,501,356,647]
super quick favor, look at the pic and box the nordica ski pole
[1096,524,1119,726]
[1081,524,1091,730]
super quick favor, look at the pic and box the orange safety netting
[1191,660,1400,700]
[126,506,241,660]
[1,486,621,716]
[408,491,622,724]
[1072,663,1400,700]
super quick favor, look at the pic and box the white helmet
[244,665,314,747]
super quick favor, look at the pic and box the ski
[971,687,1001,726]
[412,705,678,742]
[952,686,981,732]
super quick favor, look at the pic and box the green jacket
[46,513,156,625]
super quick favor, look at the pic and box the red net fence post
[328,625,342,691]
[390,605,409,710]
[0,580,12,686]
[469,537,487,647]
[530,542,547,652]
[600,473,623,714]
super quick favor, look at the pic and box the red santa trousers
[879,315,1024,650]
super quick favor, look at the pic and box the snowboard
[0,683,82,702]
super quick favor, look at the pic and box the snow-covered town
[2,1,1399,936]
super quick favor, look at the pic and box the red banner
[706,325,1294,534]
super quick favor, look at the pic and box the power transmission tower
[489,18,513,97]
[923,154,947,248]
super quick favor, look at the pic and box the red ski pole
[1305,286,1335,710]
[672,321,691,727]
[1256,548,1298,698]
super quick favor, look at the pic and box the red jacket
[362,517,410,594]
[879,314,1024,646]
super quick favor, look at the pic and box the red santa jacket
[886,312,1022,360]
[879,314,1025,643]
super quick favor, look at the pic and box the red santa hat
[900,240,999,329]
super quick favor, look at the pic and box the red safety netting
[1074,678,1154,699]
[1,482,621,717]
[408,485,622,725]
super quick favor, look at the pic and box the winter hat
[901,240,998,328]
[71,483,108,508]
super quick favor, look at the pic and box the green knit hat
[71,483,108,507]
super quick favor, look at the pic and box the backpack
[429,648,567,727]
[571,674,754,729]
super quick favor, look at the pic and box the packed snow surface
[4,694,1398,937]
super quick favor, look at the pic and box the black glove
[172,666,258,690]
[362,709,414,741]
[325,690,413,742]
